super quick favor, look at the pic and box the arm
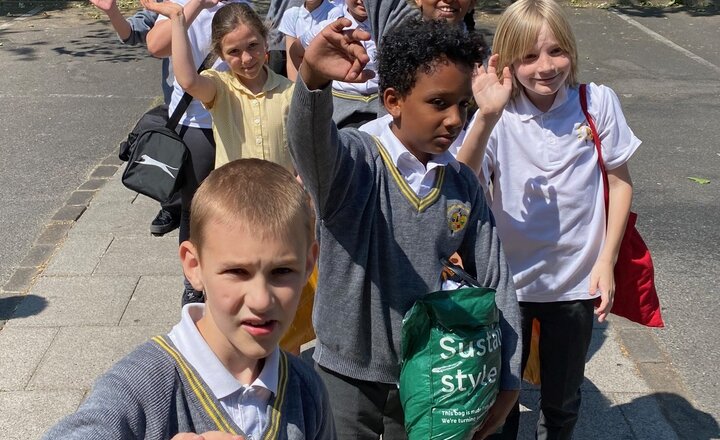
[145,0,220,57]
[591,163,633,323]
[140,0,216,103]
[456,54,512,175]
[90,0,133,41]
[285,36,301,81]
[122,9,159,45]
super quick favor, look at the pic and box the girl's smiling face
[512,23,571,112]
[220,23,268,91]
[415,0,476,25]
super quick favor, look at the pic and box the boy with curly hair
[288,17,522,439]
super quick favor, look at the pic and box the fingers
[486,53,499,75]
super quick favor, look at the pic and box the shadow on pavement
[0,294,47,321]
[653,392,720,440]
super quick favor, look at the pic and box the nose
[244,278,274,313]
[241,51,254,65]
[537,52,555,73]
[444,104,465,134]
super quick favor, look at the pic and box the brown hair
[493,0,578,97]
[210,3,268,58]
[189,159,314,254]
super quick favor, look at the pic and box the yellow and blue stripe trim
[373,137,444,212]
[332,90,379,103]
[152,335,289,439]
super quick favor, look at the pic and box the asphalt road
[0,1,718,433]
[566,6,720,424]
[0,7,159,287]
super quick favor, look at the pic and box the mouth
[241,319,278,337]
[435,6,459,17]
[435,134,457,148]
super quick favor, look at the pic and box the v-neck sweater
[288,77,521,390]
[43,336,335,439]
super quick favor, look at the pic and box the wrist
[299,62,330,90]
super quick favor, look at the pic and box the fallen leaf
[687,177,711,185]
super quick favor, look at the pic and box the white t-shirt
[278,0,337,39]
[478,83,641,302]
[158,0,251,128]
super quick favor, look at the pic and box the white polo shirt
[372,115,461,197]
[278,0,337,39]
[477,82,641,302]
[168,304,279,440]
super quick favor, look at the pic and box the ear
[304,240,319,283]
[414,0,422,7]
[179,240,204,292]
[383,87,403,119]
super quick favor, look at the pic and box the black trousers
[490,299,595,440]
[315,364,407,440]
[177,125,215,244]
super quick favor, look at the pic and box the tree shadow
[0,294,48,321]
[51,26,150,63]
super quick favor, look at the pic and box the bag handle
[579,84,609,213]
[166,52,216,130]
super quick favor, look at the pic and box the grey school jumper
[288,78,522,390]
[43,336,335,440]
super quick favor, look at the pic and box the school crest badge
[574,121,593,142]
[447,202,470,234]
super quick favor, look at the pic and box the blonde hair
[189,159,314,254]
[493,0,578,97]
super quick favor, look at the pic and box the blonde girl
[461,0,638,438]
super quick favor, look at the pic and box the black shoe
[150,209,180,236]
[182,287,205,307]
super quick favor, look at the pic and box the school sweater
[42,336,335,440]
[288,77,521,390]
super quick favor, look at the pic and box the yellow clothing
[201,67,295,170]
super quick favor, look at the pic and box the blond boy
[44,159,335,440]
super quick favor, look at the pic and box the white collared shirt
[373,116,461,197]
[168,304,280,440]
[278,0,337,39]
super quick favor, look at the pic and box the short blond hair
[189,159,314,254]
[493,0,578,97]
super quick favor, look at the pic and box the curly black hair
[377,18,488,99]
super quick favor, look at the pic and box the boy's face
[181,218,317,374]
[385,59,473,166]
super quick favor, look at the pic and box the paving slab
[43,233,114,276]
[0,390,86,440]
[27,325,169,391]
[93,236,183,276]
[584,327,651,394]
[120,275,184,327]
[5,276,137,327]
[0,327,58,391]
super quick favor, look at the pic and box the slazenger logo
[135,154,179,178]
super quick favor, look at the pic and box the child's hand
[472,54,512,123]
[299,18,375,90]
[140,0,184,18]
[472,389,519,439]
[590,259,616,323]
[89,0,117,12]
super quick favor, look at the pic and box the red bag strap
[579,84,610,212]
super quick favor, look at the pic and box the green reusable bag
[400,287,501,440]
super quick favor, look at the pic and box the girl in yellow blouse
[142,0,295,171]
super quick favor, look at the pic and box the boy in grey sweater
[289,17,522,439]
[43,160,335,440]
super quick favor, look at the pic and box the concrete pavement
[0,162,680,439]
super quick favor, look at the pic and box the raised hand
[139,0,183,18]
[472,54,513,121]
[299,18,375,90]
[89,0,117,12]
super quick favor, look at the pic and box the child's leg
[315,364,407,440]
[536,299,595,440]
[487,302,536,440]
